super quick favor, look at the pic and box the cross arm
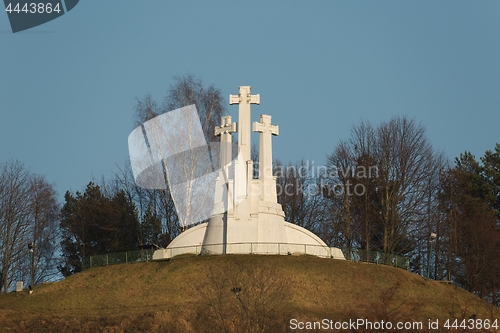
[252,121,279,136]
[249,94,260,105]
[229,94,240,105]
[215,121,237,136]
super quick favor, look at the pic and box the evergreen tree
[140,207,163,248]
[439,148,500,304]
[59,182,140,276]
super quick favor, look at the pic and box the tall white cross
[215,115,237,172]
[252,114,279,203]
[229,86,260,164]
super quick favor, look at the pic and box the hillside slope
[0,255,498,332]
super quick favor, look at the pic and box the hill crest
[0,255,498,332]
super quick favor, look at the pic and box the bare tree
[0,161,32,293]
[0,160,59,293]
[325,116,440,259]
[275,159,328,237]
[375,116,435,255]
[131,75,227,244]
[325,140,357,258]
[325,121,379,258]
[135,75,226,142]
[29,174,60,284]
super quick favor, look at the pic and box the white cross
[252,114,278,136]
[215,116,237,171]
[252,114,278,202]
[229,86,260,164]
[215,115,237,136]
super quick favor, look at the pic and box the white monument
[153,86,345,260]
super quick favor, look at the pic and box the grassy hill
[0,255,498,332]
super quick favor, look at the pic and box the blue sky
[1,1,499,200]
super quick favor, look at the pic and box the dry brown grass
[0,255,498,332]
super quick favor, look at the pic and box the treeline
[275,118,500,306]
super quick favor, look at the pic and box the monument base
[152,222,345,260]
